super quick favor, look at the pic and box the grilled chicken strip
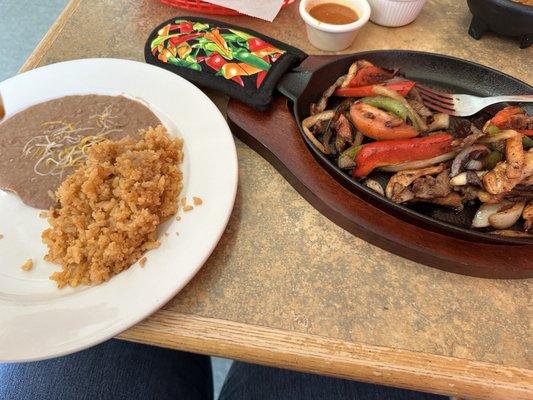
[505,134,524,179]
[483,150,533,195]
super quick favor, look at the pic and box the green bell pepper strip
[195,37,209,45]
[228,29,254,40]
[185,55,197,64]
[227,41,241,54]
[151,35,172,50]
[482,150,502,170]
[203,42,233,60]
[189,47,200,60]
[360,96,420,130]
[337,144,363,168]
[167,57,202,71]
[221,33,248,43]
[192,22,210,31]
[341,144,363,158]
[233,49,271,71]
[485,124,500,135]
[523,136,533,149]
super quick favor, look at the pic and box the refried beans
[0,95,161,209]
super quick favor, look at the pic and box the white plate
[0,59,238,362]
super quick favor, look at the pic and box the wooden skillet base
[227,96,532,279]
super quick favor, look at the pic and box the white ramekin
[299,0,371,52]
[367,0,427,27]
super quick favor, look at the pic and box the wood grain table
[20,0,532,399]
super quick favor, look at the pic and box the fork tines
[415,83,456,115]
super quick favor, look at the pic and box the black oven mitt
[145,17,306,110]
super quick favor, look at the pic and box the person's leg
[0,339,213,400]
[219,362,447,400]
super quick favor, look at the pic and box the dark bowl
[467,0,533,47]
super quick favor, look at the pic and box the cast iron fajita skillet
[276,50,533,245]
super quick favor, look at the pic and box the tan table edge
[18,4,533,400]
[119,312,533,400]
[19,0,83,73]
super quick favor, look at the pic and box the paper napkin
[203,0,286,21]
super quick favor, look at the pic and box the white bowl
[299,0,371,51]
[367,0,427,27]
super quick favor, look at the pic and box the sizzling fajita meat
[411,169,451,199]
[451,126,485,151]
[333,113,353,152]
[311,75,346,116]
[304,60,532,233]
[422,192,463,208]
[386,164,444,202]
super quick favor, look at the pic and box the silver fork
[415,83,533,116]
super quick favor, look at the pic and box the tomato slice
[350,103,419,140]
[349,66,394,87]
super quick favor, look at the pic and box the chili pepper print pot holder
[145,17,307,110]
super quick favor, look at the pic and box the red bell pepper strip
[168,33,203,46]
[179,21,193,34]
[490,106,523,128]
[270,52,282,63]
[334,81,415,98]
[348,66,394,87]
[205,52,226,71]
[255,71,267,89]
[256,71,267,88]
[256,56,269,88]
[521,129,533,136]
[350,103,419,140]
[232,76,245,87]
[205,53,244,86]
[352,133,453,178]
[247,37,271,52]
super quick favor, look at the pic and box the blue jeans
[0,339,447,399]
